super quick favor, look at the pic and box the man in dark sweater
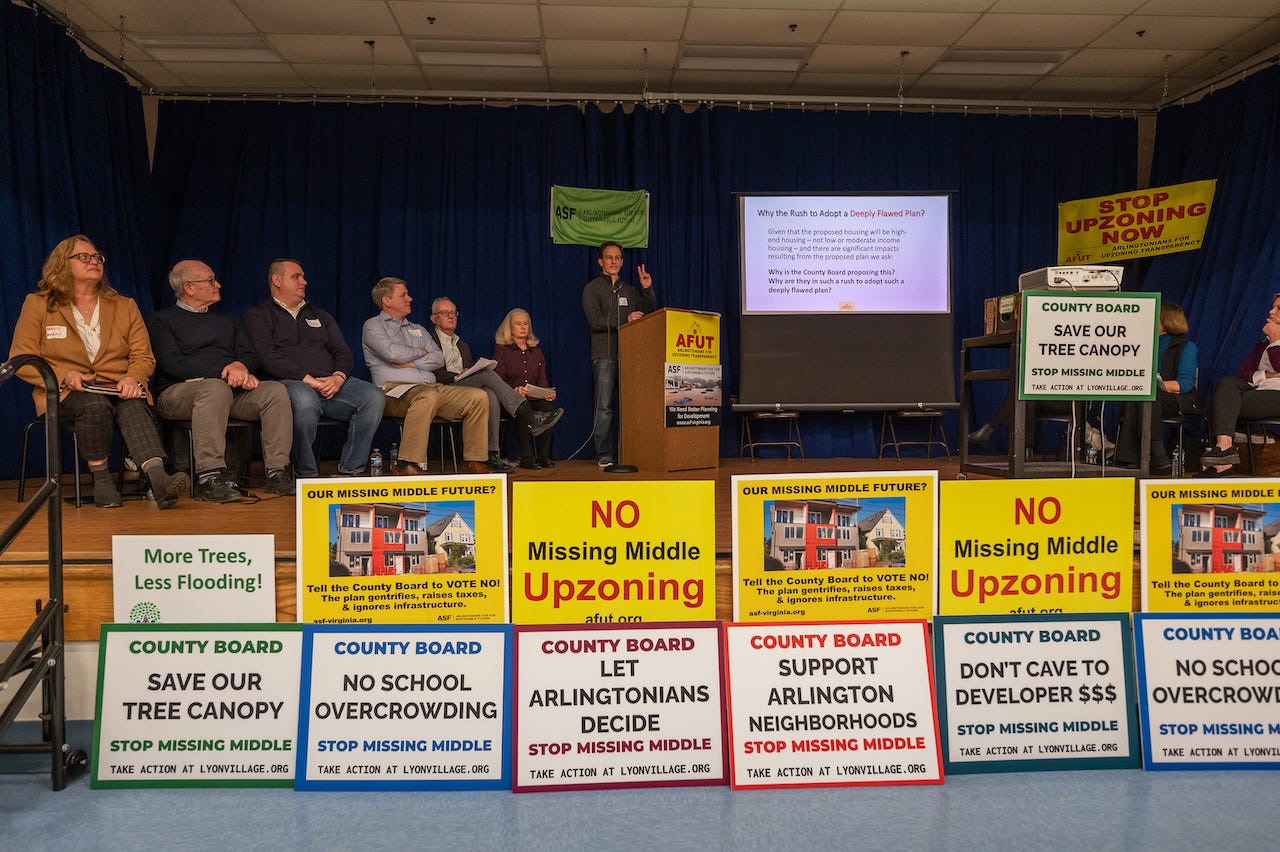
[148,260,295,501]
[581,241,656,467]
[242,259,384,478]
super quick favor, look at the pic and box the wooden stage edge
[0,455,1146,641]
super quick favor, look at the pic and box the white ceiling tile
[540,6,687,40]
[292,64,430,90]
[1055,48,1206,77]
[693,0,843,8]
[806,44,945,73]
[1090,15,1267,49]
[422,66,551,90]
[158,62,308,89]
[1020,75,1162,102]
[73,0,255,33]
[65,0,116,32]
[544,40,678,69]
[388,2,543,37]
[1172,50,1258,80]
[956,14,1125,49]
[1136,0,1279,14]
[80,31,162,63]
[49,1,1280,106]
[670,69,800,95]
[1213,18,1280,54]
[992,0,1142,12]
[107,60,186,89]
[544,0,687,5]
[825,12,980,46]
[267,35,418,65]
[840,0,989,9]
[789,72,913,97]
[683,9,837,43]
[905,73,1035,98]
[231,0,401,34]
[548,68,671,92]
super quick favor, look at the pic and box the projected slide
[740,193,950,314]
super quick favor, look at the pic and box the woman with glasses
[493,308,560,469]
[9,235,187,508]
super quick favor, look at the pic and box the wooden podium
[618,308,721,472]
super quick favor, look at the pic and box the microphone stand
[605,276,637,474]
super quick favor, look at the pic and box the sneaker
[1200,446,1240,467]
[598,455,614,469]
[531,408,564,437]
[265,468,296,496]
[195,471,243,503]
[485,455,515,473]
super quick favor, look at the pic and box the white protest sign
[1135,613,1280,770]
[92,624,301,788]
[514,623,727,791]
[724,621,941,788]
[1019,291,1159,400]
[113,535,275,623]
[295,625,512,790]
[934,614,1139,773]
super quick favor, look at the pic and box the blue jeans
[591,358,617,459]
[282,378,385,476]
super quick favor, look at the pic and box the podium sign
[620,308,721,472]
[1019,291,1159,401]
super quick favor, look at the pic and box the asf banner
[551,185,650,247]
[1057,180,1215,264]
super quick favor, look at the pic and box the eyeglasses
[69,252,106,264]
[186,277,218,287]
[433,310,458,318]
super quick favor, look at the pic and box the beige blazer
[9,290,156,415]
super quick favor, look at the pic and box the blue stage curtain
[0,3,155,479]
[1144,64,1280,391]
[149,100,1136,461]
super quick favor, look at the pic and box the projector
[1018,265,1123,292]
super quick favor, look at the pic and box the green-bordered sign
[92,623,302,788]
[1019,290,1160,401]
[551,185,649,247]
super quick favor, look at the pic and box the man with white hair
[148,260,295,501]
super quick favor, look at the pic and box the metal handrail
[0,354,74,789]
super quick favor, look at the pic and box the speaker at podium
[618,308,722,473]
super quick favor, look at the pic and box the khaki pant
[382,383,488,464]
[156,378,293,474]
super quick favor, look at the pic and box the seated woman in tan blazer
[9,235,187,508]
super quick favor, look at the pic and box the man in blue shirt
[362,277,490,475]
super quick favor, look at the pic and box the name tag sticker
[46,325,68,339]
[618,297,630,307]
[408,328,423,337]
[306,318,322,328]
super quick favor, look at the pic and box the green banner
[550,185,649,247]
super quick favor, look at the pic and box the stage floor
[0,453,1147,640]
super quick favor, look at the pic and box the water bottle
[1172,446,1184,478]
[1086,446,1099,465]
[390,442,399,469]
[369,448,383,477]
